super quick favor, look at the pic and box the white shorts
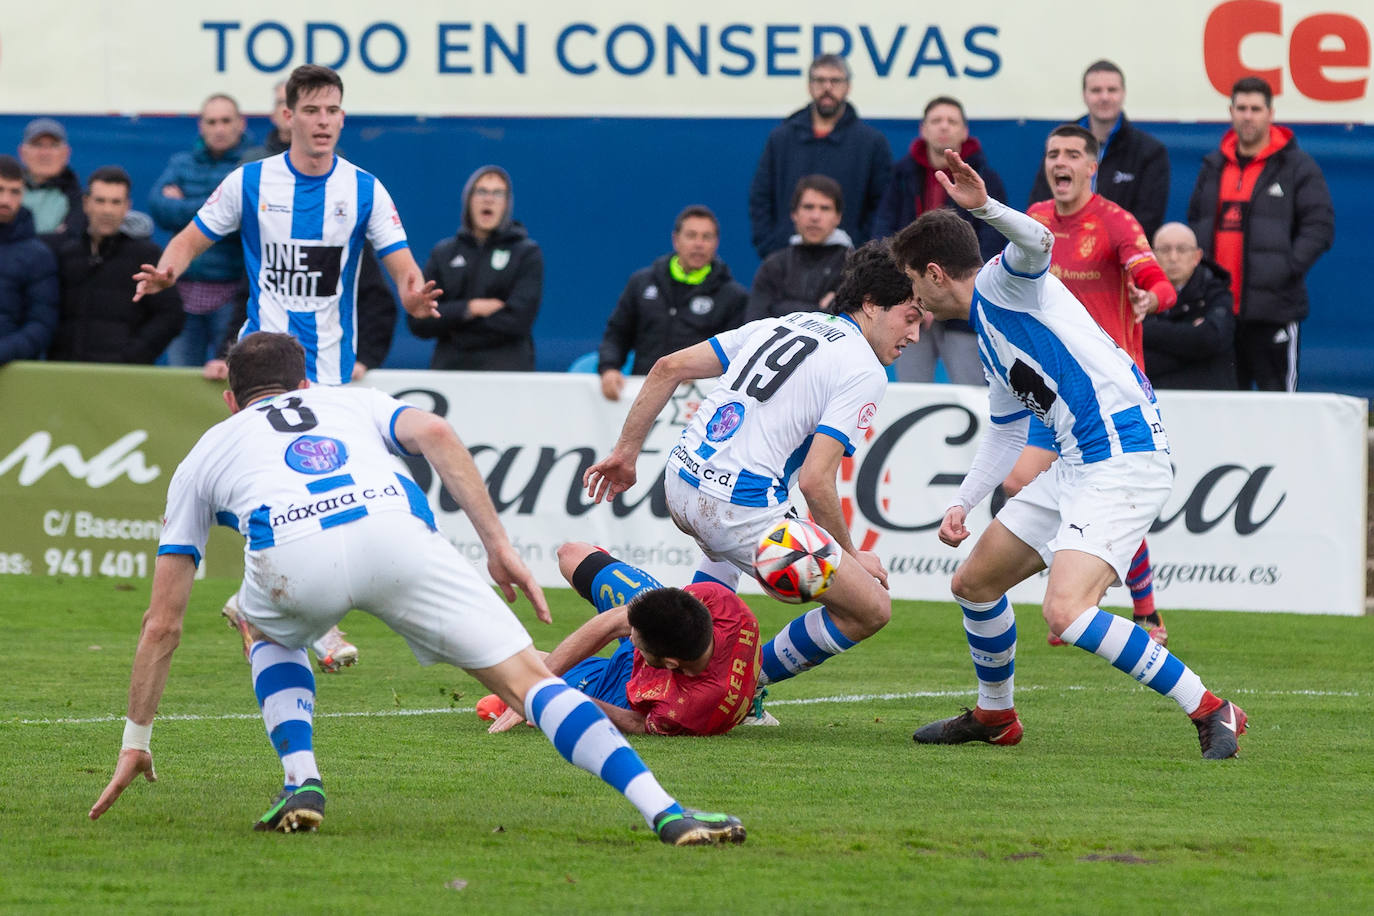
[237,511,532,669]
[664,470,790,574]
[995,451,1173,585]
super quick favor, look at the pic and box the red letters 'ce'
[1204,0,1369,102]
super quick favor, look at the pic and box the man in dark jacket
[876,96,1006,384]
[1143,223,1236,389]
[597,205,747,401]
[1187,76,1334,392]
[749,54,892,259]
[17,118,87,245]
[1027,60,1169,240]
[746,174,851,322]
[149,94,253,368]
[408,165,543,371]
[0,155,59,366]
[48,167,184,364]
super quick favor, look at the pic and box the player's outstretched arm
[132,224,214,302]
[933,149,989,211]
[381,249,442,320]
[90,553,196,820]
[396,409,551,621]
[584,341,724,503]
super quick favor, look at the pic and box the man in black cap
[17,117,85,244]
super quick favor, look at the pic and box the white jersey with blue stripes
[972,247,1168,465]
[158,386,434,566]
[194,153,409,385]
[667,311,887,508]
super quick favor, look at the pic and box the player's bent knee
[556,541,599,584]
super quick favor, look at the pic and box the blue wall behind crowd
[4,113,1367,397]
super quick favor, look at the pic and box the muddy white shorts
[663,469,792,575]
[237,511,532,669]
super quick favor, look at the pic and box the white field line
[10,684,1361,727]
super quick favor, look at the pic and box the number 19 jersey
[668,312,887,508]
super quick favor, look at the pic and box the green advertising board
[0,362,246,581]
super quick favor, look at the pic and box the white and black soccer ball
[753,517,841,604]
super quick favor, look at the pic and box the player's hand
[401,275,442,320]
[938,506,971,548]
[488,544,552,624]
[351,362,370,381]
[202,359,228,380]
[584,450,637,503]
[487,706,528,734]
[856,550,889,589]
[1127,279,1158,323]
[132,263,175,302]
[934,149,989,211]
[89,748,156,820]
[599,370,626,402]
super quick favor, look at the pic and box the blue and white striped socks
[1059,607,1206,713]
[251,641,321,790]
[524,677,680,827]
[960,596,1017,711]
[757,607,857,686]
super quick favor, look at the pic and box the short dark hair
[86,166,132,194]
[673,204,718,235]
[808,53,851,81]
[1231,76,1273,107]
[891,209,983,282]
[828,239,913,315]
[0,155,22,183]
[1082,59,1124,90]
[790,174,843,214]
[227,332,307,406]
[923,95,967,121]
[285,64,344,110]
[626,588,713,662]
[1048,123,1099,159]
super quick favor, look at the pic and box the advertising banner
[0,1,1368,121]
[0,363,1365,614]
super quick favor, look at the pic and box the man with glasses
[1142,222,1237,389]
[749,54,892,259]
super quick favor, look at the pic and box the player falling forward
[480,542,763,735]
[88,332,745,845]
[890,150,1245,759]
[584,242,920,706]
[134,65,445,674]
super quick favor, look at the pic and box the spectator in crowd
[0,155,59,366]
[875,96,1007,384]
[749,54,892,259]
[407,166,543,371]
[48,167,184,363]
[1142,222,1237,389]
[17,118,86,244]
[149,94,253,369]
[243,80,290,161]
[597,205,747,401]
[1187,76,1334,392]
[745,174,851,322]
[1028,60,1169,240]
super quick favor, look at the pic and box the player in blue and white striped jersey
[584,242,921,706]
[892,149,1246,759]
[134,65,440,386]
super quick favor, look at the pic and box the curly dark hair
[626,587,713,662]
[827,239,913,315]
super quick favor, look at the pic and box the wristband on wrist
[122,718,152,752]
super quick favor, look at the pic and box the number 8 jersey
[668,311,887,508]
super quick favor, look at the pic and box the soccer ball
[753,518,842,603]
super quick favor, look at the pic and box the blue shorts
[1026,418,1060,452]
[561,552,666,710]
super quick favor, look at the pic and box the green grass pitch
[2,575,1371,914]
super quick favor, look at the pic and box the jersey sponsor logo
[1008,359,1057,419]
[260,201,291,214]
[491,248,510,270]
[705,402,745,441]
[857,402,877,430]
[284,435,349,474]
[260,243,343,298]
[689,295,714,315]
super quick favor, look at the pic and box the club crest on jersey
[491,249,510,270]
[857,402,877,429]
[705,402,745,441]
[284,435,349,474]
[689,296,714,316]
[332,200,348,223]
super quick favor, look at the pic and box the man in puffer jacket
[0,155,58,366]
[407,166,543,371]
[1143,223,1237,390]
